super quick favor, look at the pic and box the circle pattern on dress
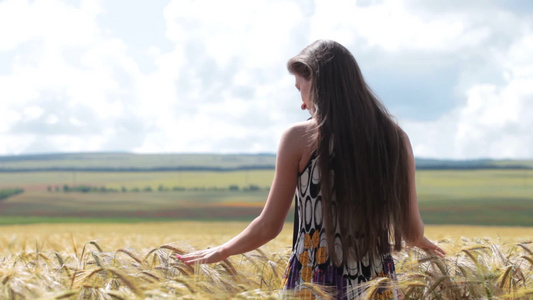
[284,151,398,299]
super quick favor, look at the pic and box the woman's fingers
[180,248,212,258]
[415,236,446,258]
[180,256,205,264]
[178,256,205,264]
[423,244,446,258]
[433,246,446,258]
[179,252,206,262]
[176,253,200,263]
[176,247,224,265]
[427,248,445,258]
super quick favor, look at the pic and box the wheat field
[0,222,532,299]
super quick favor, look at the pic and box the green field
[0,170,273,190]
[0,168,532,226]
[415,169,533,226]
[0,153,276,170]
[1,152,531,171]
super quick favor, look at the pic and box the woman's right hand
[415,236,446,258]
[177,246,227,265]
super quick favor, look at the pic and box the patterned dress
[282,152,400,299]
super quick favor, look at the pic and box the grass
[0,216,188,225]
[0,169,531,226]
[419,198,533,226]
[416,169,533,201]
[0,170,274,191]
[1,169,531,195]
[0,153,277,170]
[0,190,268,223]
[0,222,532,299]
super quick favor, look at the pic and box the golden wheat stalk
[114,248,143,267]
[106,267,143,296]
[300,282,335,300]
[518,243,533,256]
[53,290,77,299]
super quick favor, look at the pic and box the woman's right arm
[177,123,306,264]
[403,132,446,257]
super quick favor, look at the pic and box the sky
[0,0,532,159]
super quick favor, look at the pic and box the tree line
[0,188,24,201]
[47,184,268,193]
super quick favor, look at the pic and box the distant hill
[0,153,276,172]
[414,158,533,170]
[0,152,531,172]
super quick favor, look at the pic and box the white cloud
[0,134,35,154]
[164,0,303,67]
[0,0,148,154]
[0,0,531,159]
[45,114,58,125]
[0,110,21,132]
[128,0,309,153]
[404,34,533,159]
[0,0,99,51]
[309,0,490,52]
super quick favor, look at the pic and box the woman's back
[283,142,399,299]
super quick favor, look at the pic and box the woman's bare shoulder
[282,119,317,145]
[280,119,317,171]
[397,126,413,153]
[289,118,316,130]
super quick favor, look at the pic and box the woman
[178,40,445,299]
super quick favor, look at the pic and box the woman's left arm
[178,126,303,265]
[402,131,446,258]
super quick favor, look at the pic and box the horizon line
[0,151,531,161]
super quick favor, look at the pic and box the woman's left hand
[177,246,227,265]
[415,236,446,258]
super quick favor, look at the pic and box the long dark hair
[288,40,411,265]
